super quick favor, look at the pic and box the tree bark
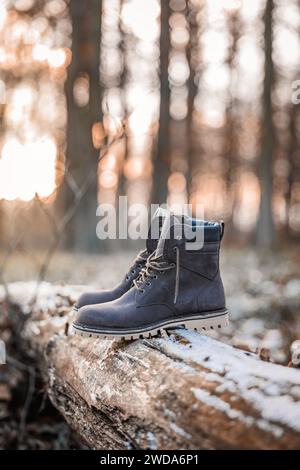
[186,2,198,201]
[256,0,275,247]
[152,0,171,205]
[20,286,300,450]
[56,1,103,252]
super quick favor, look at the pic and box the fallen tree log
[20,290,300,450]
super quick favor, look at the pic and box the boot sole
[71,310,229,341]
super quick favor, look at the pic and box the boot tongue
[155,211,172,259]
[146,207,169,253]
[146,235,157,253]
[154,212,184,259]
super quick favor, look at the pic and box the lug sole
[71,310,229,341]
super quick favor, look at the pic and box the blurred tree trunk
[286,4,300,241]
[224,10,239,239]
[152,0,171,205]
[286,97,300,241]
[256,0,275,247]
[118,0,128,198]
[286,103,297,239]
[186,1,198,201]
[57,0,103,252]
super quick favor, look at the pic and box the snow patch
[170,422,192,440]
[157,331,300,432]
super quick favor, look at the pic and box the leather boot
[72,217,229,339]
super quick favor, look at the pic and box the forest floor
[1,247,300,449]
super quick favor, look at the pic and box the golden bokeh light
[0,137,56,201]
[0,0,298,236]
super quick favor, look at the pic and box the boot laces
[133,247,180,304]
[125,249,149,280]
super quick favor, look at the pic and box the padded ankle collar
[161,221,221,280]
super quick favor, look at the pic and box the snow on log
[16,283,300,450]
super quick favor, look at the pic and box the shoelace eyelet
[133,251,178,300]
[131,269,135,274]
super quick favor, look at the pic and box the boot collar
[160,221,222,280]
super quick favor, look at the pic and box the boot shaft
[136,218,226,314]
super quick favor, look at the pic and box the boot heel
[176,310,229,333]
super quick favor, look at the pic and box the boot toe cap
[74,292,95,309]
[74,289,118,309]
[73,303,118,330]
